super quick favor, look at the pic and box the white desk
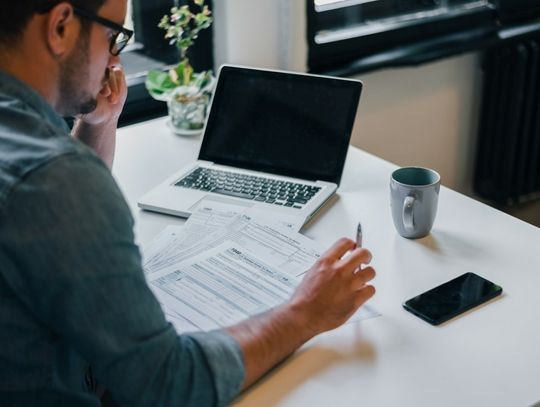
[114,117,540,407]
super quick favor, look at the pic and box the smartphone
[403,272,503,326]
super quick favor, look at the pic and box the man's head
[0,1,107,47]
[0,1,128,116]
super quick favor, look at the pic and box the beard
[57,29,105,116]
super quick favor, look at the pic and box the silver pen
[356,222,363,248]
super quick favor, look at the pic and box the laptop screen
[198,66,362,185]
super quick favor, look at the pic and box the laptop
[138,65,363,226]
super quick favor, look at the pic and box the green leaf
[154,0,213,91]
[174,61,187,84]
[145,70,177,98]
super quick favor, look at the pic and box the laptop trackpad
[188,194,255,212]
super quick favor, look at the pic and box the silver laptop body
[138,65,363,226]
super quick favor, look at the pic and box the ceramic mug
[390,167,440,239]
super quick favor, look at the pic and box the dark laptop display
[198,66,362,185]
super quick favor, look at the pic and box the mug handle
[403,196,415,232]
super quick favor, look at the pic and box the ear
[45,3,80,57]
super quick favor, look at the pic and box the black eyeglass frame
[73,6,134,56]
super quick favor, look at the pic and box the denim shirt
[0,71,244,406]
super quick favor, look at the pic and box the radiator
[474,39,540,205]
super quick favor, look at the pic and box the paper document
[150,241,299,330]
[143,199,380,333]
[190,196,305,232]
[143,197,303,274]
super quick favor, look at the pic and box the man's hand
[78,65,128,126]
[288,237,376,337]
[72,66,127,168]
[228,237,376,390]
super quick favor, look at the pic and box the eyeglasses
[73,7,134,56]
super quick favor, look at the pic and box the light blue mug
[390,167,441,239]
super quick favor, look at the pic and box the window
[313,0,492,39]
[119,0,214,126]
[307,0,498,74]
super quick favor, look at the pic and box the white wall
[213,0,307,71]
[350,53,483,194]
[213,0,483,194]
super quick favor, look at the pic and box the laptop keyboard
[175,167,321,209]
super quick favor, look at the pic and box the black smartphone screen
[403,272,503,325]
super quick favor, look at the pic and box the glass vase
[167,85,211,135]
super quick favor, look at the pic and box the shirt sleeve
[0,152,245,406]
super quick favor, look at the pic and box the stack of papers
[143,197,380,333]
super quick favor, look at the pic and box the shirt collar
[0,70,70,133]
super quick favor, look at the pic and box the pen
[356,222,362,248]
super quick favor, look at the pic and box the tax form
[151,241,301,330]
[143,197,304,274]
[143,199,380,332]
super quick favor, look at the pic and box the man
[0,1,376,406]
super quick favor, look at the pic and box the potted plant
[145,0,214,134]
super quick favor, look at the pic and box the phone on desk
[403,272,503,326]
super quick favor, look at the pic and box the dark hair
[0,0,107,44]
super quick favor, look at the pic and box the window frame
[306,0,500,75]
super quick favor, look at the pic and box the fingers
[318,239,373,278]
[99,84,112,97]
[351,266,376,290]
[336,247,372,273]
[291,237,377,335]
[321,238,356,261]
[105,65,127,105]
[114,65,127,91]
[354,284,376,307]
[108,68,120,104]
[110,70,118,96]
